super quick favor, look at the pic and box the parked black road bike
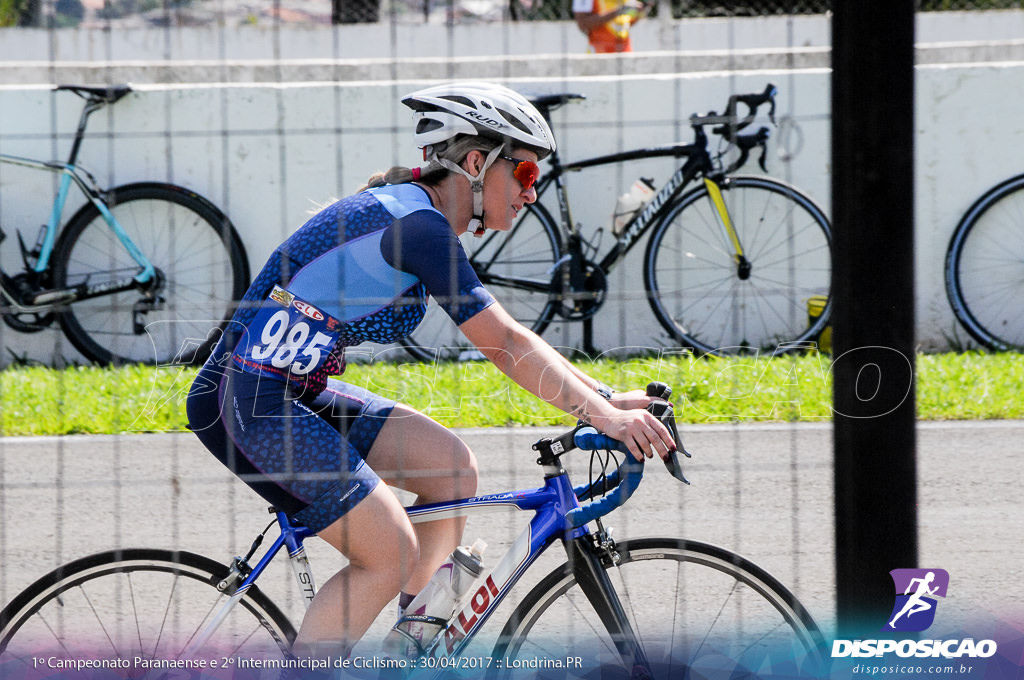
[399,84,833,361]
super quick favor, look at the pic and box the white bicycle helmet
[402,82,556,160]
[401,82,556,236]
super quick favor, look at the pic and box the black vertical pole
[831,3,918,637]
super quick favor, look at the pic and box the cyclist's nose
[522,185,537,204]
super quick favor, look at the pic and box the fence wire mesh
[0,2,1022,677]
[3,0,1024,28]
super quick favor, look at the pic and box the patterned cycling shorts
[187,361,396,533]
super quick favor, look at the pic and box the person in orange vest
[572,0,649,53]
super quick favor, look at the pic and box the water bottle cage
[390,614,451,657]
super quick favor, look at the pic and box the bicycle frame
[530,123,722,277]
[189,431,648,673]
[0,103,157,311]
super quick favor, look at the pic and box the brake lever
[645,382,692,484]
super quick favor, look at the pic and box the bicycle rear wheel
[945,173,1024,351]
[53,182,250,366]
[645,175,832,356]
[398,202,561,362]
[492,537,827,679]
[0,548,295,674]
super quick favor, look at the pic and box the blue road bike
[0,383,826,678]
[0,84,250,365]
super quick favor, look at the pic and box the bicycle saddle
[55,84,134,104]
[527,93,586,117]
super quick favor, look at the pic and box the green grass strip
[0,351,1020,436]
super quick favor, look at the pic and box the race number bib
[241,286,340,377]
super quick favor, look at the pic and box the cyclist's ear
[462,149,486,174]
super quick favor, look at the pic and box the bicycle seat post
[65,98,105,166]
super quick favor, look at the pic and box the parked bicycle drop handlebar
[689,83,778,173]
[563,382,691,528]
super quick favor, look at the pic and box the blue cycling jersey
[228,183,495,393]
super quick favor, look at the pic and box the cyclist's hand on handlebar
[600,408,676,463]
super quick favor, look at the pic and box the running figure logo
[884,568,950,632]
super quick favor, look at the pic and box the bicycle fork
[703,177,752,280]
[565,532,653,679]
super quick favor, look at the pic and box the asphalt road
[1,421,1021,648]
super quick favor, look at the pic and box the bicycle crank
[1,273,56,332]
[554,259,607,321]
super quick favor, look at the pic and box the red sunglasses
[500,155,540,191]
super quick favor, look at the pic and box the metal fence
[2,0,1023,29]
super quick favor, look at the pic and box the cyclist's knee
[429,434,478,501]
[351,521,418,588]
[318,487,419,585]
[454,439,479,497]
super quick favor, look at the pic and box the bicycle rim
[945,174,1024,351]
[0,549,295,675]
[54,183,250,366]
[398,202,561,362]
[645,176,832,356]
[492,538,827,679]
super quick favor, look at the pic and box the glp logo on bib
[883,568,949,632]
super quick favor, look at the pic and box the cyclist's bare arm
[459,303,675,461]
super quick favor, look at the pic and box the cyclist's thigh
[315,482,415,570]
[196,369,390,533]
[360,400,478,500]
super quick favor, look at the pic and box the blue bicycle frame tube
[418,473,590,661]
[234,514,315,598]
[0,153,157,283]
[33,171,74,273]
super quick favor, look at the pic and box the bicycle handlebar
[690,83,778,173]
[563,382,691,528]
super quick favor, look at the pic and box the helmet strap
[434,146,503,237]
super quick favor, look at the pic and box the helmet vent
[416,118,444,134]
[442,95,476,108]
[498,108,531,136]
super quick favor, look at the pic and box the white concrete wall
[2,10,1024,63]
[1,12,1023,363]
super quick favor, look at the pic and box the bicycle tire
[0,548,295,670]
[944,173,1024,351]
[398,201,562,362]
[490,537,827,679]
[644,175,832,356]
[52,182,251,366]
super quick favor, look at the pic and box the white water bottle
[381,539,487,660]
[612,177,656,235]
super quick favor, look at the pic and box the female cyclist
[186,81,676,659]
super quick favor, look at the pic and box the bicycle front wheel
[53,182,250,366]
[398,201,561,362]
[645,175,832,356]
[0,549,295,672]
[492,538,827,679]
[945,173,1024,351]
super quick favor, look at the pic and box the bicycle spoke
[946,176,1024,350]
[494,539,825,679]
[646,176,832,355]
[0,551,294,667]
